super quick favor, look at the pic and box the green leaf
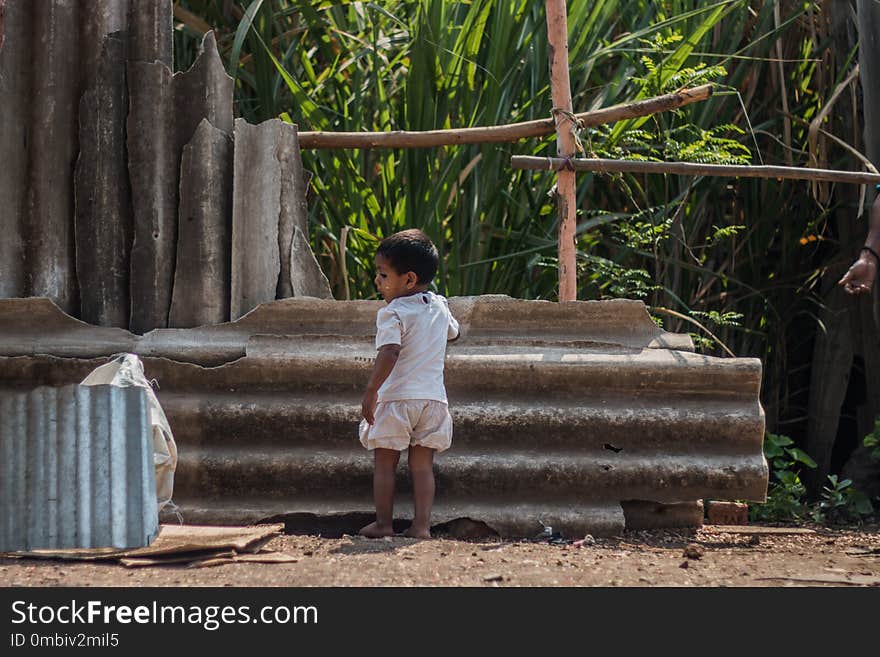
[776,470,798,486]
[853,495,874,516]
[229,0,266,81]
[766,433,794,447]
[787,448,817,469]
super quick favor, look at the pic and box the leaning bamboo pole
[545,0,577,302]
[510,156,880,185]
[296,85,712,149]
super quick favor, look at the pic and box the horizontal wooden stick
[297,85,713,149]
[510,156,880,185]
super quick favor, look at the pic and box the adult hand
[361,389,378,425]
[838,255,877,295]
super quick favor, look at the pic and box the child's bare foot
[359,521,395,538]
[404,525,432,539]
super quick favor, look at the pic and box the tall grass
[173,0,864,436]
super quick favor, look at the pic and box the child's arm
[361,344,401,424]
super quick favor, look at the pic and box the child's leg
[359,448,401,538]
[405,445,435,539]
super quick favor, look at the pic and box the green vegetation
[752,432,817,522]
[863,418,880,462]
[752,432,875,525]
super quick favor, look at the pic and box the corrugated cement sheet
[0,295,693,366]
[0,0,172,315]
[0,383,158,552]
[0,296,766,537]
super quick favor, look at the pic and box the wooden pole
[510,156,880,185]
[545,0,577,302]
[296,85,713,149]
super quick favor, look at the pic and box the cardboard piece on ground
[5,524,284,562]
[186,552,300,569]
[3,547,130,561]
[120,550,237,568]
[119,523,284,557]
[701,525,816,535]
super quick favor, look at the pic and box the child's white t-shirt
[374,291,459,403]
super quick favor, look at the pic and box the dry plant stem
[339,226,350,301]
[817,128,880,175]
[649,306,736,358]
[808,64,860,200]
[297,85,713,149]
[774,2,793,166]
[545,0,577,302]
[510,156,880,185]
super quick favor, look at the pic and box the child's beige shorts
[359,399,453,452]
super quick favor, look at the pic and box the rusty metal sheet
[127,31,233,333]
[169,119,233,328]
[0,383,158,552]
[75,32,133,328]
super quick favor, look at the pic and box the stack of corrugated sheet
[0,296,768,537]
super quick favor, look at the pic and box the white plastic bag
[80,354,178,512]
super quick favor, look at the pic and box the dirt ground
[2,523,880,587]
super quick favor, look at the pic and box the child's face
[374,253,417,302]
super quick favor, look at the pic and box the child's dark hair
[376,229,439,284]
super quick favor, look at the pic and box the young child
[358,228,459,539]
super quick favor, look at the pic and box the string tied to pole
[550,106,586,155]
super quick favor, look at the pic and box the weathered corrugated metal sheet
[73,1,171,328]
[1,2,330,332]
[27,1,82,313]
[231,119,332,321]
[276,124,327,300]
[127,31,233,334]
[0,296,766,537]
[0,295,692,365]
[0,383,159,552]
[231,119,286,320]
[128,0,172,68]
[0,0,29,299]
[126,59,177,334]
[169,119,233,328]
[0,0,173,316]
[291,225,333,298]
[75,32,133,328]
